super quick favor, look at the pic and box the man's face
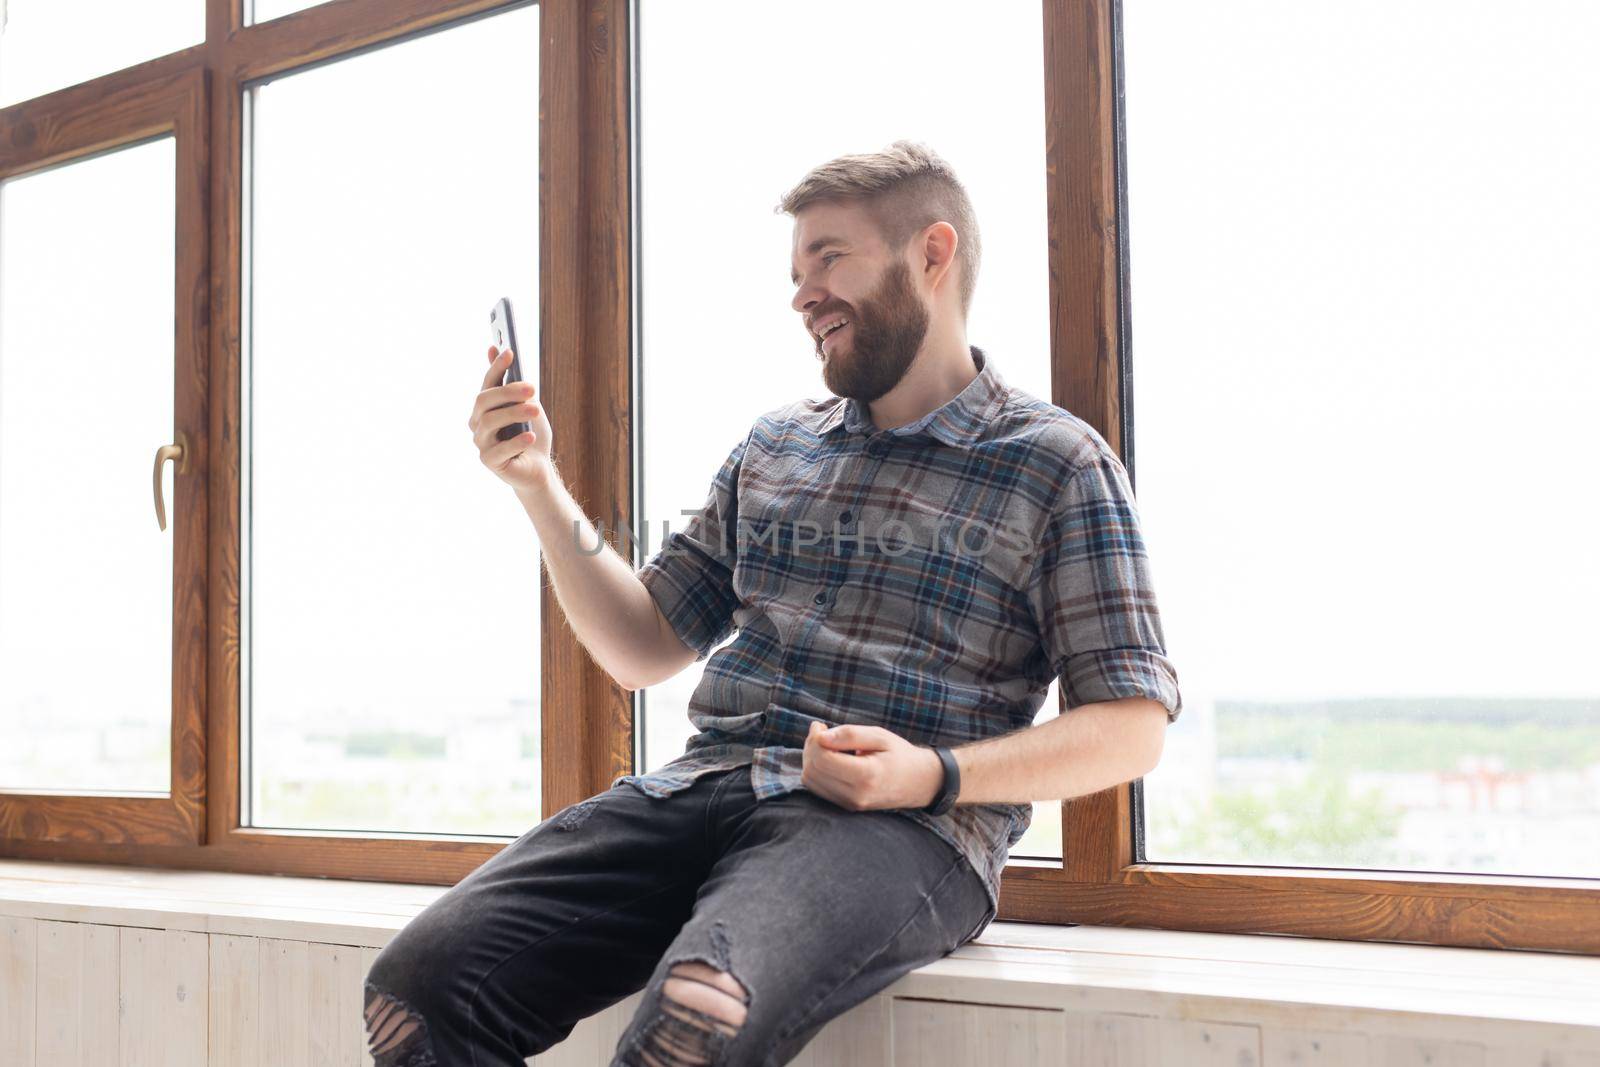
[791,203,931,403]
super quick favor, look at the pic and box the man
[364,140,1182,1067]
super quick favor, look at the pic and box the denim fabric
[363,765,992,1067]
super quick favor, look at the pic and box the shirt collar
[819,345,1007,449]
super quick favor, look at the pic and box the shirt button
[839,510,853,525]
[813,591,827,605]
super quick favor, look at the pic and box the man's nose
[791,279,825,315]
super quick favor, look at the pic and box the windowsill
[2,858,1597,1034]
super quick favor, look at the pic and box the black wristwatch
[923,745,961,816]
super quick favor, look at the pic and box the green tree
[1152,766,1404,867]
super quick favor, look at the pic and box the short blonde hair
[775,140,981,321]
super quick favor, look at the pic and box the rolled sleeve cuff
[636,541,735,662]
[1061,647,1183,722]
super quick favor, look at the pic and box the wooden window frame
[1011,0,1600,955]
[0,0,627,882]
[0,66,210,849]
[1,0,1594,956]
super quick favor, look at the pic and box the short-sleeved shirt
[613,344,1182,939]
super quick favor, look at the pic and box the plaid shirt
[614,345,1182,938]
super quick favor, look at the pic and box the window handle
[153,433,189,532]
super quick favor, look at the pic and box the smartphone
[488,297,534,442]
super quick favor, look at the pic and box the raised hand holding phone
[469,298,554,493]
[488,297,533,441]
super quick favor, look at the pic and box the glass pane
[0,1,202,107]
[1129,2,1600,878]
[0,138,177,793]
[248,0,323,26]
[246,3,540,837]
[637,0,1064,858]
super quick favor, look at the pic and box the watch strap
[924,745,960,816]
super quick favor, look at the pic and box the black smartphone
[488,297,533,442]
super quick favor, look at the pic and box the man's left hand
[801,721,945,812]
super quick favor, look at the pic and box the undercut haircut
[776,140,982,321]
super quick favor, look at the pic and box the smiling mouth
[821,322,851,353]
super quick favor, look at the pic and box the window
[1018,0,1597,953]
[248,0,325,26]
[0,0,582,881]
[0,68,207,848]
[0,138,177,796]
[243,3,540,838]
[635,0,1067,860]
[0,0,202,107]
[1126,0,1600,881]
[1,0,1592,954]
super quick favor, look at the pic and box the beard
[816,257,930,403]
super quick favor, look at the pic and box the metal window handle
[153,432,189,532]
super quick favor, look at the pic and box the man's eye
[793,253,843,287]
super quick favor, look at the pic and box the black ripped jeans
[362,764,992,1067]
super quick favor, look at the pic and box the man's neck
[867,333,977,432]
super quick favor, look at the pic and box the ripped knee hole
[663,961,749,1030]
[364,986,435,1063]
[635,962,750,1067]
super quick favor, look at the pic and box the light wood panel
[1262,1027,1372,1065]
[1485,1049,1600,1067]
[3,909,1600,1065]
[1,914,36,1066]
[788,994,893,1067]
[892,998,1067,1065]
[208,932,379,1067]
[209,934,261,1067]
[35,920,120,1066]
[1377,1036,1487,1066]
[119,926,208,1066]
[1160,1018,1261,1066]
[311,942,374,1066]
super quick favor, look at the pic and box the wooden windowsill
[3,858,1597,1038]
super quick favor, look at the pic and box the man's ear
[917,220,960,296]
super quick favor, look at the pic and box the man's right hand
[469,345,555,494]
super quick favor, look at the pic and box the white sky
[1123,0,1600,704]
